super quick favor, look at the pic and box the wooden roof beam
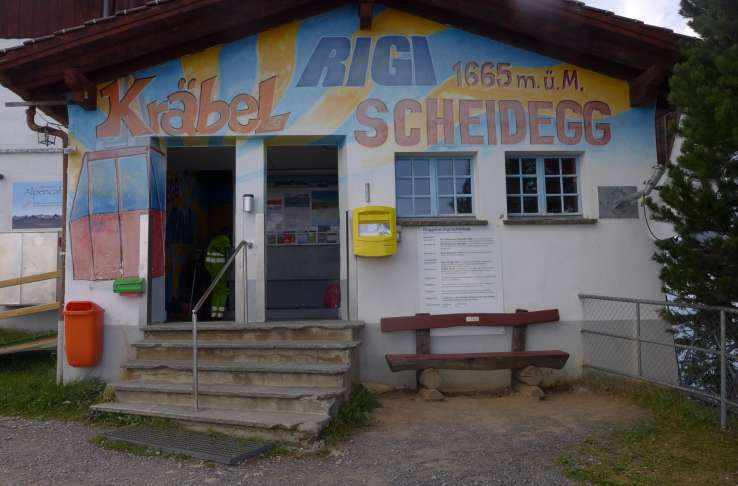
[629,64,669,107]
[359,1,374,30]
[64,68,96,111]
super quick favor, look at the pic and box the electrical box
[352,206,397,257]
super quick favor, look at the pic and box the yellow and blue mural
[66,5,654,280]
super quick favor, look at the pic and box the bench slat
[381,309,559,332]
[385,350,569,372]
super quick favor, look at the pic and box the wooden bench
[380,309,569,398]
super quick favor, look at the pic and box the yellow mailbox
[352,206,397,257]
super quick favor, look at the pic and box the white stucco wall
[0,38,64,333]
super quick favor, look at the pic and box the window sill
[503,216,598,226]
[398,217,489,227]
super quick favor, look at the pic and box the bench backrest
[380,309,560,333]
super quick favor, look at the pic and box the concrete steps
[143,321,363,342]
[96,320,363,443]
[91,402,331,442]
[122,359,351,388]
[133,340,360,365]
[110,381,344,414]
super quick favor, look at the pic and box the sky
[584,0,695,36]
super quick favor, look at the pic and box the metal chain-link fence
[580,294,738,429]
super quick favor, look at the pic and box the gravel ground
[0,390,643,486]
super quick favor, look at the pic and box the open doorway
[266,146,340,320]
[164,146,235,322]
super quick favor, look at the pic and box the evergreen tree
[646,0,738,397]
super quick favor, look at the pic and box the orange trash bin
[64,301,104,367]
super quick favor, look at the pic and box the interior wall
[163,146,235,322]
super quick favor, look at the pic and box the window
[506,155,580,215]
[396,157,473,217]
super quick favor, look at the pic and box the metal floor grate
[102,426,273,465]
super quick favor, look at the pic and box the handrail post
[720,309,727,430]
[192,311,199,411]
[189,240,252,411]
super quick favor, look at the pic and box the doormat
[101,426,273,465]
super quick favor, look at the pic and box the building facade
[0,1,683,390]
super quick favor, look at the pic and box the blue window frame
[396,156,473,217]
[505,155,580,215]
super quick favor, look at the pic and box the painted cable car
[69,146,165,281]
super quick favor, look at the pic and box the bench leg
[513,366,545,400]
[418,368,444,401]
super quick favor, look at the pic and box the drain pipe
[26,106,69,384]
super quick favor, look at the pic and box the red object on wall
[323,283,340,309]
[64,301,104,367]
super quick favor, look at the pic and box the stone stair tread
[90,402,331,434]
[133,340,360,350]
[111,380,345,399]
[123,359,351,374]
[147,320,364,331]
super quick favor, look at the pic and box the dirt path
[0,390,643,486]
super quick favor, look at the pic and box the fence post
[720,309,727,430]
[636,302,642,378]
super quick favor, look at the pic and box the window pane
[506,177,520,195]
[522,177,537,194]
[562,158,577,175]
[119,156,148,211]
[90,159,118,214]
[563,177,577,194]
[437,177,454,195]
[438,197,455,214]
[396,159,412,177]
[545,177,561,194]
[413,159,430,177]
[547,196,562,213]
[456,178,472,195]
[414,178,430,195]
[505,158,520,175]
[414,197,431,215]
[396,178,412,196]
[523,196,538,213]
[454,159,471,176]
[522,158,537,174]
[457,197,472,214]
[563,196,579,213]
[507,196,521,213]
[397,198,413,216]
[437,159,453,176]
[544,158,560,175]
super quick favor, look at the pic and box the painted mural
[66,5,653,281]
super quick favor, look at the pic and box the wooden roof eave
[0,0,688,126]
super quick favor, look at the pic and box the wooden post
[512,309,529,352]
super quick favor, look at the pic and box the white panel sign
[417,226,504,336]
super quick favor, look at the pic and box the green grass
[321,386,381,445]
[0,328,56,347]
[559,375,738,485]
[0,353,105,421]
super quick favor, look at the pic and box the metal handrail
[191,239,253,410]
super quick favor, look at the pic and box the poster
[12,182,63,230]
[266,189,339,245]
[418,226,504,336]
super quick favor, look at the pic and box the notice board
[417,226,504,336]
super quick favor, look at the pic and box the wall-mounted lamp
[242,194,254,213]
